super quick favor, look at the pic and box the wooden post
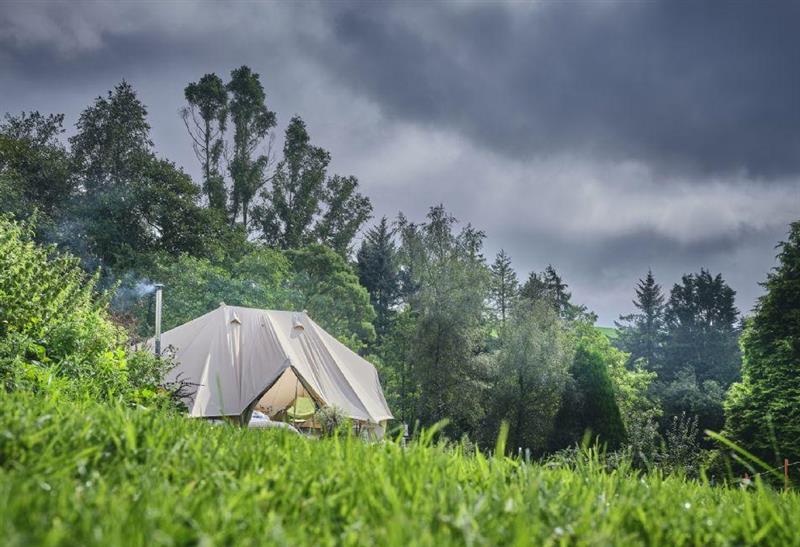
[785,458,790,491]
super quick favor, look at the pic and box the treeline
[1,66,798,469]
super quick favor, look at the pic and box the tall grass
[1,391,798,546]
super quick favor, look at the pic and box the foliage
[396,206,491,437]
[724,220,800,464]
[0,217,169,404]
[489,249,518,326]
[373,307,418,424]
[0,112,73,235]
[356,216,400,341]
[314,405,351,437]
[3,392,800,545]
[182,73,228,213]
[485,301,572,455]
[549,338,627,452]
[520,265,590,320]
[226,65,277,228]
[254,116,372,255]
[615,269,666,369]
[663,269,741,386]
[659,412,702,477]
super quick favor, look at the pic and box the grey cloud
[311,1,800,179]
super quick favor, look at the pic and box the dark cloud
[312,1,800,178]
[0,1,797,323]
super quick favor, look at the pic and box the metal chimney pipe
[154,283,164,357]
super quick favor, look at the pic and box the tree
[315,174,373,256]
[69,82,219,268]
[356,217,400,340]
[485,300,572,454]
[255,117,372,254]
[615,270,666,370]
[226,66,276,228]
[397,205,491,438]
[489,249,518,326]
[724,221,800,464]
[663,269,741,386]
[549,341,627,452]
[182,73,228,213]
[520,264,587,320]
[0,112,73,234]
[70,80,152,190]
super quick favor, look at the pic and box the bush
[0,216,170,404]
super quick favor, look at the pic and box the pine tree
[489,249,519,325]
[615,270,666,370]
[356,217,400,340]
[724,221,800,464]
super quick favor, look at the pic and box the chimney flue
[154,283,164,357]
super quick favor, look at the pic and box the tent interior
[255,368,318,426]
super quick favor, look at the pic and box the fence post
[785,458,790,491]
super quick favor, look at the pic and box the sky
[1,1,798,325]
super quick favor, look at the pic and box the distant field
[1,391,798,546]
[596,325,619,340]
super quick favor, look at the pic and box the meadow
[1,391,798,547]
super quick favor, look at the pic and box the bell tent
[158,304,393,427]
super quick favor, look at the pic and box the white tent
[158,304,393,425]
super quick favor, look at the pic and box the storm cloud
[1,1,798,323]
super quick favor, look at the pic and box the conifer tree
[489,249,519,325]
[357,217,400,340]
[724,221,800,463]
[615,270,666,370]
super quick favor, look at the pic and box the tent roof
[160,305,393,423]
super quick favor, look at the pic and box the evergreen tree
[182,73,228,214]
[549,343,627,452]
[227,66,276,228]
[724,221,800,464]
[615,270,666,370]
[520,264,586,319]
[663,269,741,386]
[356,217,400,340]
[489,249,519,325]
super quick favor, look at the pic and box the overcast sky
[2,1,798,324]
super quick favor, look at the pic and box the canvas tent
[158,304,393,426]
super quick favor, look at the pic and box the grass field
[1,392,799,546]
[596,326,619,340]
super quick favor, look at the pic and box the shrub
[0,216,170,404]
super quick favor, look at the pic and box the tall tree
[182,73,228,213]
[70,80,152,190]
[255,116,329,248]
[663,269,741,386]
[226,66,276,228]
[489,249,519,325]
[724,221,800,465]
[520,264,585,319]
[69,82,216,268]
[357,217,400,340]
[397,205,491,437]
[615,270,666,370]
